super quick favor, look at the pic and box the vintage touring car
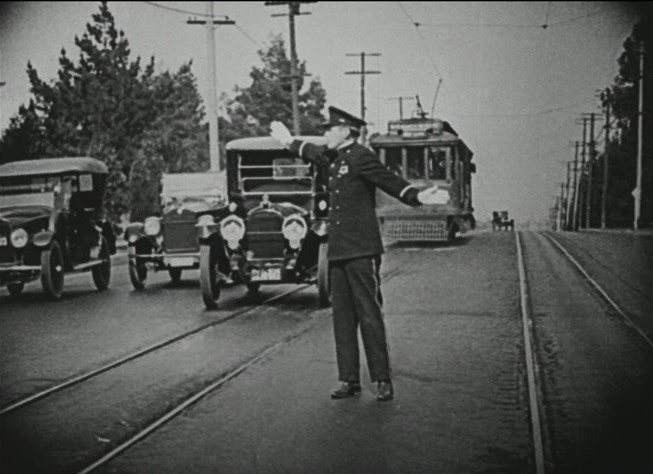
[124,172,226,289]
[196,136,330,309]
[0,157,116,299]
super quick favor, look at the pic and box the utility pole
[388,96,413,120]
[565,161,572,230]
[584,112,598,229]
[600,88,611,229]
[345,52,381,120]
[572,141,580,231]
[557,182,565,231]
[266,1,316,136]
[187,4,235,172]
[576,117,589,229]
[634,41,645,231]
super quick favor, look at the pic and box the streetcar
[369,114,476,241]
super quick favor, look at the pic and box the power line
[142,1,219,19]
[396,2,443,79]
[234,24,262,48]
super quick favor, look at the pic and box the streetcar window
[426,147,447,180]
[406,147,425,179]
[384,148,403,177]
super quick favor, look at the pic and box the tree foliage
[590,16,653,228]
[0,2,208,221]
[219,34,327,148]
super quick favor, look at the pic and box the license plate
[251,268,281,281]
[0,237,6,246]
[165,257,195,268]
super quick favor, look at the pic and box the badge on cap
[338,164,349,176]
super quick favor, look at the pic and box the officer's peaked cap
[320,106,366,131]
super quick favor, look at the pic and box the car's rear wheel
[92,236,111,291]
[128,253,148,290]
[317,241,330,307]
[200,244,221,310]
[41,240,64,300]
[169,268,182,284]
[7,282,24,296]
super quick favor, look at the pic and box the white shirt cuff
[298,141,307,156]
[400,185,414,198]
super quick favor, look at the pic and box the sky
[0,2,644,224]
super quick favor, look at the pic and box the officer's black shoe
[376,380,394,401]
[330,382,362,399]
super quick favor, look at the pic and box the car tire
[92,236,112,291]
[169,268,182,284]
[246,282,260,294]
[7,282,25,296]
[200,244,220,310]
[317,241,330,307]
[128,254,147,290]
[41,240,64,300]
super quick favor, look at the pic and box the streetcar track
[0,284,311,416]
[547,231,653,305]
[514,230,547,474]
[74,267,405,474]
[542,232,653,350]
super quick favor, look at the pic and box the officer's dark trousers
[329,255,390,383]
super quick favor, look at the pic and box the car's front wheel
[41,240,64,300]
[169,268,182,284]
[199,244,221,310]
[92,236,112,291]
[128,253,147,290]
[317,241,330,307]
[6,282,24,297]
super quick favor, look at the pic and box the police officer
[271,107,441,401]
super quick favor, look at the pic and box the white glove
[417,185,450,205]
[270,121,293,147]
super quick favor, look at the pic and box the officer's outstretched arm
[357,152,421,206]
[288,140,330,168]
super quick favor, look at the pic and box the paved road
[1,232,651,474]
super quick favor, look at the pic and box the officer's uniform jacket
[289,139,421,261]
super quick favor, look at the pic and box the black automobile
[124,172,226,289]
[196,136,330,309]
[0,157,116,300]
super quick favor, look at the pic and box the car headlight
[220,215,245,249]
[144,217,161,236]
[282,215,307,249]
[228,202,238,213]
[10,228,29,248]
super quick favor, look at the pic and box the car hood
[0,205,53,228]
[248,201,308,219]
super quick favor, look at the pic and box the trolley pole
[634,41,645,231]
[346,52,381,120]
[601,89,611,229]
[187,5,235,172]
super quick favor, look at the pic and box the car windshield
[0,176,61,209]
[238,154,312,195]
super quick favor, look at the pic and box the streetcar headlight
[282,215,307,249]
[220,215,245,249]
[144,217,161,236]
[10,228,28,248]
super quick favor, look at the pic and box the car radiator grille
[162,220,198,253]
[247,213,285,259]
[0,221,13,263]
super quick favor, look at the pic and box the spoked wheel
[199,244,221,310]
[317,240,330,307]
[169,268,182,284]
[92,236,112,291]
[7,283,25,297]
[246,282,260,294]
[41,240,65,300]
[128,252,148,290]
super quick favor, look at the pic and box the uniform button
[336,221,341,225]
[335,206,340,210]
[335,190,340,194]
[330,164,335,168]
